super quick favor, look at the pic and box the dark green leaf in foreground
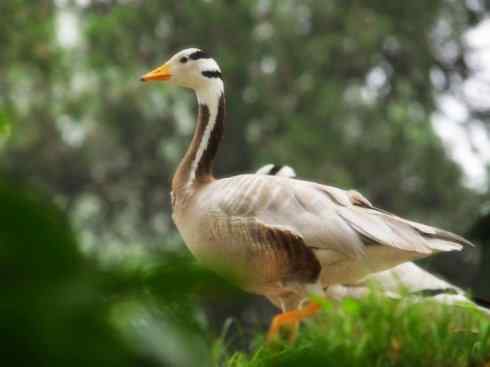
[0,181,138,366]
[0,181,242,366]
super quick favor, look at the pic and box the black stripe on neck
[195,93,225,178]
[190,50,210,60]
[202,70,222,79]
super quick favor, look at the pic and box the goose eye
[180,57,188,64]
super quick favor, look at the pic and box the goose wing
[207,174,471,259]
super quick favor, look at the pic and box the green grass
[217,294,490,367]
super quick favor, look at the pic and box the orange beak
[140,63,171,82]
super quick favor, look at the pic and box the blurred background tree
[1,0,490,353]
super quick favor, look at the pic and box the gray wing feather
[337,206,433,254]
[368,209,470,250]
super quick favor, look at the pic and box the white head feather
[159,48,223,94]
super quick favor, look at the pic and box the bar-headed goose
[258,164,489,315]
[141,48,474,340]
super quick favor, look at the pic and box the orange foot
[267,302,321,343]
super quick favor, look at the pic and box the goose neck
[172,81,225,196]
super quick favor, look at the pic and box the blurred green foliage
[1,1,490,365]
[0,180,137,366]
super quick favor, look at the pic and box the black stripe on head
[202,70,222,79]
[189,50,210,60]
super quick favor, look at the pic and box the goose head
[141,48,222,91]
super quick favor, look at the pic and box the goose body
[141,49,474,333]
[175,172,469,301]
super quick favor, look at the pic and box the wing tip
[431,229,475,250]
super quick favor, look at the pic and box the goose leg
[266,302,321,342]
